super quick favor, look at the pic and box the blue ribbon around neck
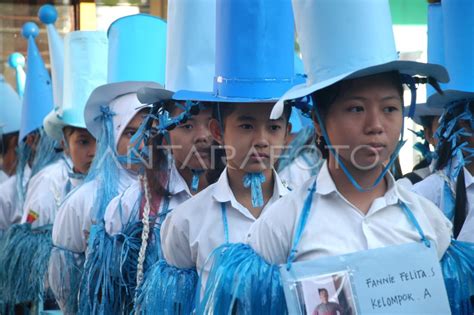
[242,172,266,208]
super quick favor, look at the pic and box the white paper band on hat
[109,92,148,148]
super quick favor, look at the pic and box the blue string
[399,202,431,248]
[191,169,204,193]
[220,203,230,244]
[242,173,266,208]
[286,181,317,270]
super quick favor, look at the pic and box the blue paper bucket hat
[173,0,303,103]
[136,0,216,105]
[44,31,108,141]
[428,0,474,109]
[271,0,450,119]
[19,22,54,140]
[8,53,26,98]
[39,4,64,112]
[84,14,167,139]
[0,75,22,135]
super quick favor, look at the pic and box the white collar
[211,167,288,221]
[316,161,410,210]
[168,163,192,197]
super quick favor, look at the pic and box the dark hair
[434,100,473,238]
[1,132,19,155]
[311,71,404,158]
[318,288,328,294]
[211,102,293,127]
[419,115,437,130]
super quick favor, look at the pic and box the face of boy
[117,110,148,172]
[318,75,403,171]
[64,128,96,174]
[211,103,289,173]
[169,107,213,170]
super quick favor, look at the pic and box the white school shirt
[21,157,72,228]
[248,161,453,265]
[0,165,31,233]
[0,170,8,184]
[104,165,192,236]
[413,168,474,243]
[161,168,289,284]
[52,169,137,253]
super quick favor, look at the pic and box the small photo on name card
[295,271,357,315]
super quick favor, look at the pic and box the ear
[286,122,292,136]
[313,121,323,138]
[209,118,223,144]
[311,111,323,138]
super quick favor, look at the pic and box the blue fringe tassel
[85,106,122,223]
[198,243,286,315]
[441,239,474,315]
[243,173,266,208]
[78,221,162,314]
[78,224,129,314]
[0,224,53,304]
[135,260,198,314]
[48,247,85,314]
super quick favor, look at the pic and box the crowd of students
[0,0,472,314]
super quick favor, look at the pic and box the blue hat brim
[404,103,444,125]
[172,90,279,103]
[427,90,474,109]
[271,60,449,119]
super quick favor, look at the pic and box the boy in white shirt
[135,0,302,313]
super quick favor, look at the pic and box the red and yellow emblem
[26,210,39,224]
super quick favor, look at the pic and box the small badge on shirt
[26,210,39,224]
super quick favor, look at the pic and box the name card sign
[280,242,451,315]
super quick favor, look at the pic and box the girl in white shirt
[197,1,472,314]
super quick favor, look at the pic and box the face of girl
[210,103,290,173]
[63,127,96,174]
[168,107,213,171]
[117,110,148,172]
[317,74,403,171]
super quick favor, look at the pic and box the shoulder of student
[247,178,314,265]
[104,180,141,236]
[412,172,444,208]
[396,182,452,257]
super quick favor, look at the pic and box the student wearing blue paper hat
[141,0,302,312]
[399,2,445,187]
[6,28,104,314]
[0,75,22,181]
[0,76,22,240]
[196,1,469,314]
[95,1,218,312]
[0,21,61,309]
[413,1,474,252]
[12,29,103,315]
[47,14,168,314]
[398,103,443,187]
